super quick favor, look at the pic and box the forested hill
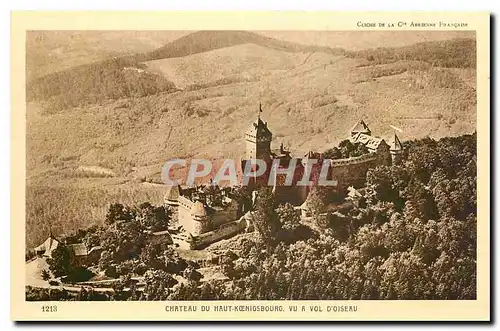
[346,38,476,68]
[26,31,344,113]
[145,30,345,60]
[26,56,178,113]
[26,32,475,114]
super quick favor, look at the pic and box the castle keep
[244,105,273,162]
[164,108,404,249]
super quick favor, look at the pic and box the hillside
[26,31,343,113]
[27,30,474,82]
[144,43,317,89]
[26,57,178,113]
[27,38,477,177]
[145,30,344,61]
[25,32,477,248]
[346,38,476,68]
[259,31,475,50]
[26,31,189,82]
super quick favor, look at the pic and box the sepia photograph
[10,11,490,321]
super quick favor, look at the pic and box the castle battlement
[329,152,379,167]
[177,195,194,211]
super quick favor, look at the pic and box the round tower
[190,201,209,236]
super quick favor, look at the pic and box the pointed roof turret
[245,104,272,139]
[164,184,181,205]
[34,236,60,258]
[350,119,371,136]
[390,133,403,152]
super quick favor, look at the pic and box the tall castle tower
[245,104,272,162]
[389,133,403,165]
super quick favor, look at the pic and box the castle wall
[329,152,378,167]
[177,195,238,236]
[240,153,382,206]
[191,219,208,236]
[328,153,379,196]
[191,218,247,249]
[178,196,196,234]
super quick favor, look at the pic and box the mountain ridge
[26,31,345,112]
[144,30,345,61]
[27,31,476,114]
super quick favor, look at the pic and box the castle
[164,184,249,249]
[241,113,403,203]
[164,107,403,249]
